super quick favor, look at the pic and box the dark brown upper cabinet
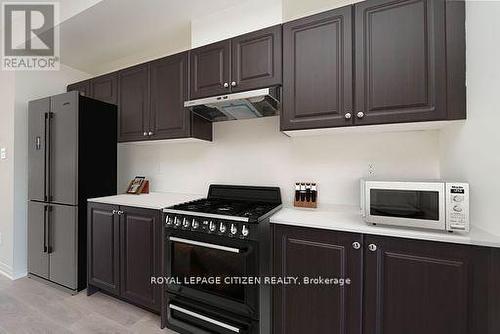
[118,64,150,142]
[281,7,353,131]
[190,40,231,99]
[91,72,118,105]
[231,25,282,93]
[282,0,465,132]
[190,26,282,99]
[273,225,362,334]
[150,53,190,140]
[67,80,90,97]
[354,0,447,125]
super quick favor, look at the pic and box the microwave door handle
[169,304,241,333]
[169,236,241,254]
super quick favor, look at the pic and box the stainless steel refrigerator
[28,91,117,293]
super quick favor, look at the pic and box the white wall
[282,0,363,21]
[0,72,16,277]
[440,0,500,236]
[191,0,282,48]
[119,117,440,206]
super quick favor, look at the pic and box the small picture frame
[126,176,149,194]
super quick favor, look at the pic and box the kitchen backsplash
[118,116,440,206]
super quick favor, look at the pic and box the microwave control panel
[445,183,470,232]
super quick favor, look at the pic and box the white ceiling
[58,0,248,75]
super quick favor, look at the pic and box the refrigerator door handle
[44,112,53,202]
[46,205,53,254]
[43,205,48,253]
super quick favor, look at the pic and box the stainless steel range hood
[184,87,280,122]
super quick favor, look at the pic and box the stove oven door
[165,229,259,319]
[166,294,259,334]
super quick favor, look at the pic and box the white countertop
[88,193,500,248]
[88,192,203,210]
[270,205,500,248]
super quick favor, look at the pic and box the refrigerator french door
[28,93,79,290]
[27,91,118,292]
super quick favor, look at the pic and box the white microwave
[360,180,469,232]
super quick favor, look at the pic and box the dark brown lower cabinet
[363,235,491,334]
[88,203,120,295]
[273,225,500,334]
[120,207,161,311]
[87,203,161,313]
[273,225,363,334]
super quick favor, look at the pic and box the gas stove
[161,185,281,334]
[163,184,282,223]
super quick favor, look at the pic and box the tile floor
[0,275,177,333]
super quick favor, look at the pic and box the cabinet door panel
[118,64,150,142]
[49,204,77,289]
[87,203,120,294]
[363,236,482,334]
[91,72,118,104]
[190,40,231,99]
[282,6,353,131]
[120,207,161,312]
[150,52,190,139]
[28,202,49,279]
[231,25,282,92]
[274,225,362,334]
[355,0,446,125]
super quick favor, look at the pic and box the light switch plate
[0,148,6,160]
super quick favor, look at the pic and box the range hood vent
[184,87,280,122]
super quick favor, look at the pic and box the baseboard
[0,261,27,280]
[0,260,14,279]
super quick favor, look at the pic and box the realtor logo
[2,2,60,70]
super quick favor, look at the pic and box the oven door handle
[169,236,242,254]
[170,304,241,333]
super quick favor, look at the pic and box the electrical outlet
[368,163,376,176]
[0,148,6,160]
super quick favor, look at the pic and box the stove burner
[169,198,277,221]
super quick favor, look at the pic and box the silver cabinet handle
[143,132,148,136]
[148,131,153,136]
[112,210,117,215]
[169,236,241,253]
[169,304,240,333]
[231,81,237,87]
[117,210,124,215]
[223,82,229,88]
[368,244,377,252]
[357,111,365,119]
[352,242,361,250]
[345,113,352,120]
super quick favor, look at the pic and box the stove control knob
[165,215,172,225]
[192,219,199,229]
[219,222,227,233]
[209,221,216,232]
[241,225,249,237]
[174,217,181,227]
[230,224,238,235]
[182,218,190,228]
